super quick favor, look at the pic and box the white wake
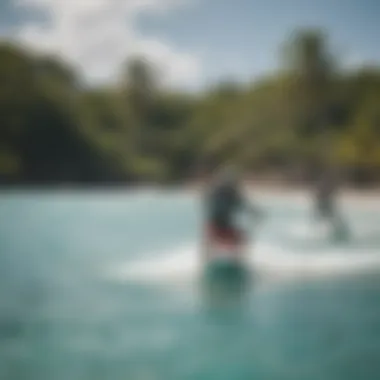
[108,233,380,286]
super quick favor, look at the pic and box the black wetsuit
[205,183,244,229]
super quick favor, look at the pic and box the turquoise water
[1,190,380,380]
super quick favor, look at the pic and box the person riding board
[201,166,263,263]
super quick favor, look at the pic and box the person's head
[213,164,241,187]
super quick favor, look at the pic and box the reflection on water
[200,262,252,313]
[0,191,380,380]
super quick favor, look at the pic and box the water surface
[1,190,380,380]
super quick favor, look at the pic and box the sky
[1,0,380,90]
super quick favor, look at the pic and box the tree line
[1,29,380,186]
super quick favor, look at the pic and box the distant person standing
[314,171,349,241]
[315,173,337,220]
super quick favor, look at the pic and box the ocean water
[1,189,380,380]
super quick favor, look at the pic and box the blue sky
[2,0,380,90]
[137,0,380,84]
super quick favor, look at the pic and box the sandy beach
[182,179,380,208]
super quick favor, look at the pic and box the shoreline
[184,180,380,202]
[0,181,379,201]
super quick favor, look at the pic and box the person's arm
[201,222,210,263]
[247,201,265,223]
[237,188,264,221]
[200,190,211,263]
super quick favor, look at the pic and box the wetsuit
[204,183,246,245]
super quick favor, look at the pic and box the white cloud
[14,0,201,89]
[136,38,200,85]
